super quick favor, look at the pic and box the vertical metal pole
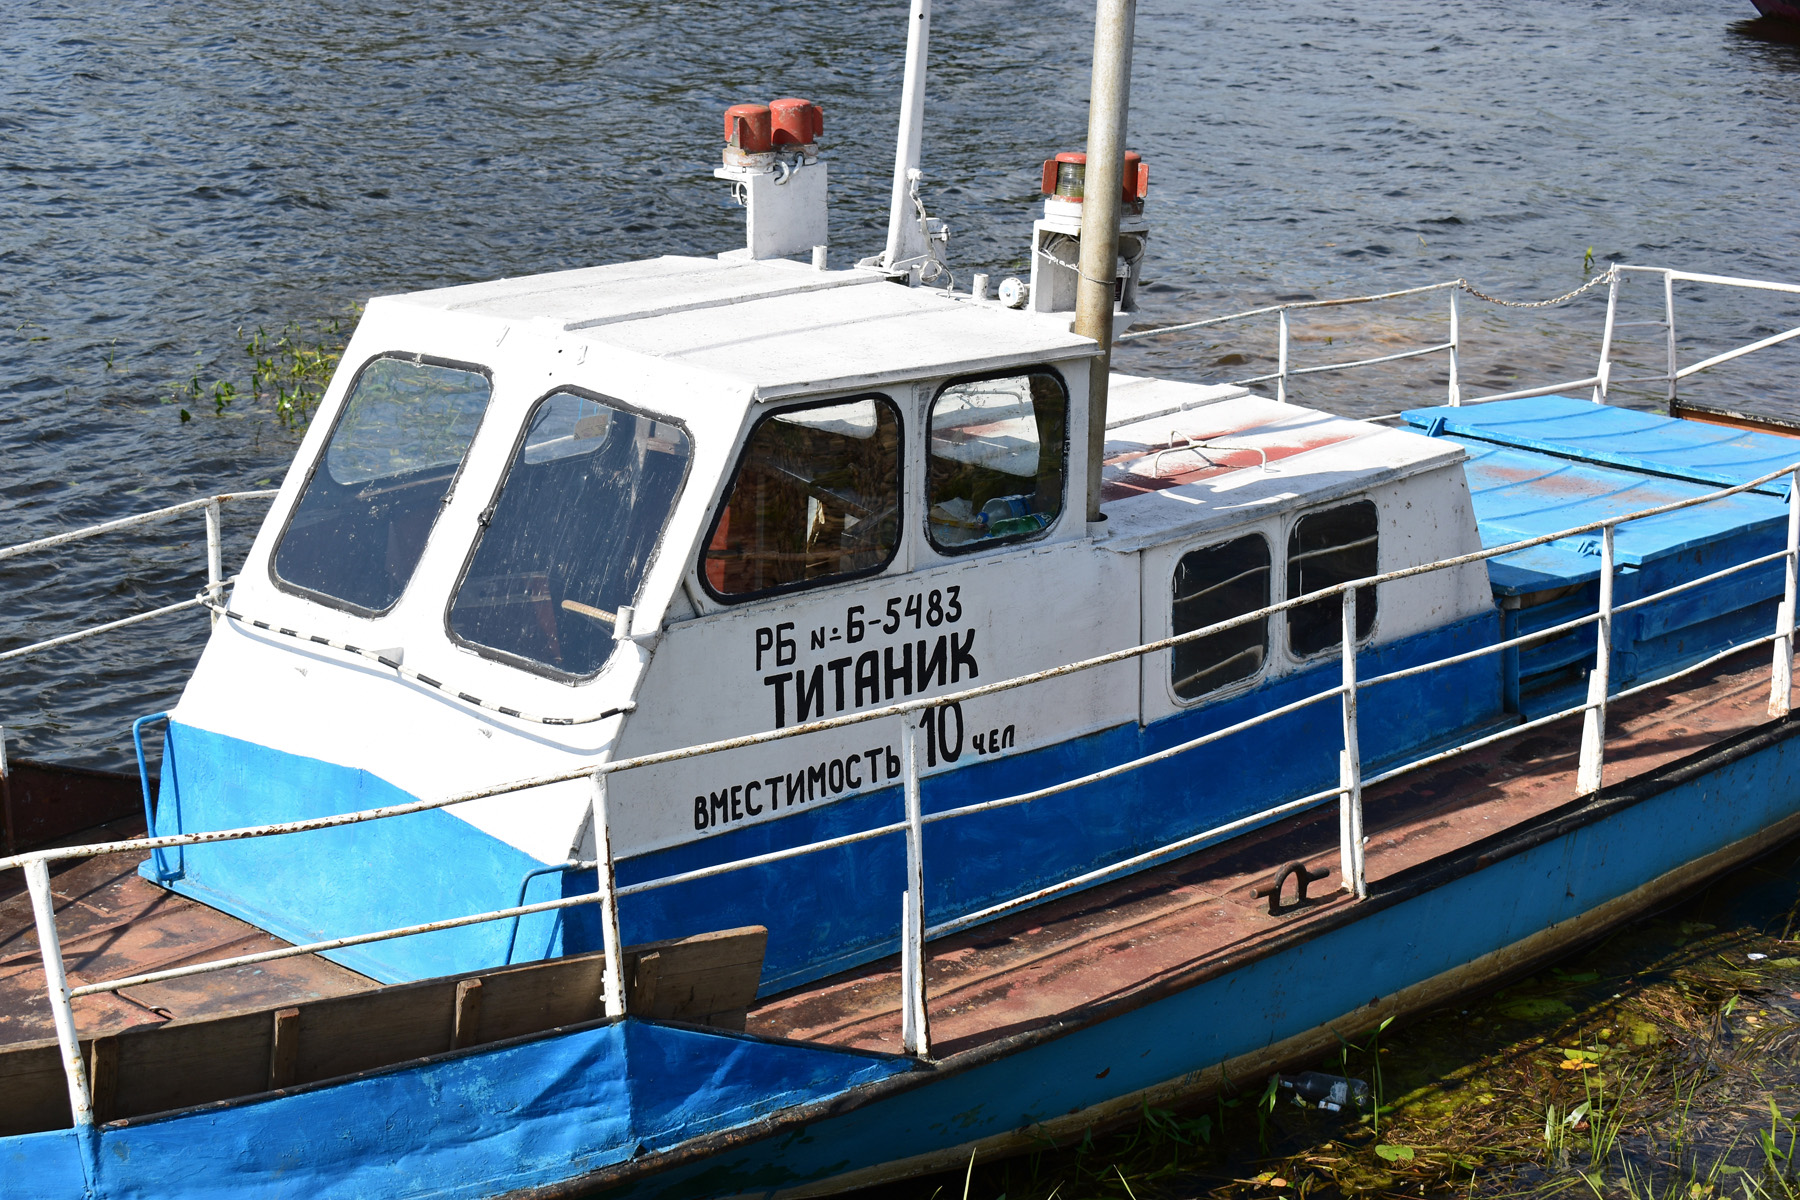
[1277,309,1290,406]
[0,724,15,857]
[899,719,930,1056]
[204,499,223,627]
[1664,271,1679,415]
[1076,0,1136,522]
[1772,470,1800,719]
[25,858,92,1127]
[1577,525,1615,795]
[1446,288,1462,406]
[1594,268,1620,404]
[591,772,626,1019]
[880,0,932,271]
[1338,589,1366,899]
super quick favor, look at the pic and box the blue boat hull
[11,708,1800,1199]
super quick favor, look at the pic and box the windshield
[272,355,491,613]
[449,390,690,677]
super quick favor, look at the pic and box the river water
[3,0,1800,1185]
[5,0,1800,766]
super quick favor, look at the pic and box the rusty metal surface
[0,850,373,1049]
[750,650,1781,1058]
[2,761,143,858]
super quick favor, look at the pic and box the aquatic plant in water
[164,307,356,429]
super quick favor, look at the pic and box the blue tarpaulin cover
[1402,394,1799,497]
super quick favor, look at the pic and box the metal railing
[0,491,276,664]
[1118,264,1800,412]
[4,457,1799,1120]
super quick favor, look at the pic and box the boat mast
[1076,0,1136,522]
[880,0,932,271]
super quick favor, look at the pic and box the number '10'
[918,702,964,768]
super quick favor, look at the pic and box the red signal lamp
[1039,151,1149,205]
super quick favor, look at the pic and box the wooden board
[0,924,767,1134]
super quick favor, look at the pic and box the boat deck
[0,839,371,1049]
[0,651,1781,1063]
[749,651,1785,1056]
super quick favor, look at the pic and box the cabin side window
[447,390,691,677]
[1286,500,1378,657]
[272,355,491,615]
[1172,535,1271,701]
[701,396,903,601]
[926,370,1067,553]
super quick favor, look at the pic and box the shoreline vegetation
[868,849,1800,1200]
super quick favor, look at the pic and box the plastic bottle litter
[978,495,1035,525]
[1279,1071,1371,1112]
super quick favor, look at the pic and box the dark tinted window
[927,371,1067,552]
[1172,535,1271,700]
[1286,500,1378,656]
[703,397,902,599]
[449,391,690,677]
[272,356,490,614]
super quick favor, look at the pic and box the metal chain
[1456,266,1617,308]
[196,592,632,727]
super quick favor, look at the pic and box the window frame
[441,384,693,683]
[923,365,1070,558]
[697,392,906,605]
[1282,498,1380,662]
[1168,532,1274,706]
[268,351,496,619]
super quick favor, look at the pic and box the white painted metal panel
[609,542,1139,857]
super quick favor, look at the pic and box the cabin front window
[1286,500,1378,656]
[272,355,491,614]
[926,370,1067,552]
[702,396,902,600]
[448,390,690,677]
[1172,535,1271,700]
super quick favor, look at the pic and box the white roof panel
[1098,380,1465,551]
[384,255,1094,397]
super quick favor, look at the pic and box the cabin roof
[384,255,1096,398]
[1094,377,1465,552]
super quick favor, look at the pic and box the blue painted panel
[1402,394,1800,496]
[145,725,598,983]
[146,618,1501,991]
[0,1020,906,1200]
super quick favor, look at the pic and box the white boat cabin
[175,253,1491,885]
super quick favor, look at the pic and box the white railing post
[899,718,931,1057]
[1446,288,1462,406]
[0,724,13,857]
[1577,525,1616,795]
[591,772,626,1019]
[1276,308,1290,405]
[1773,471,1800,718]
[204,499,223,627]
[1594,268,1620,404]
[25,858,92,1128]
[1664,270,1679,414]
[1338,588,1366,898]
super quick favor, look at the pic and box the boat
[1752,0,1800,22]
[8,1,1800,1196]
